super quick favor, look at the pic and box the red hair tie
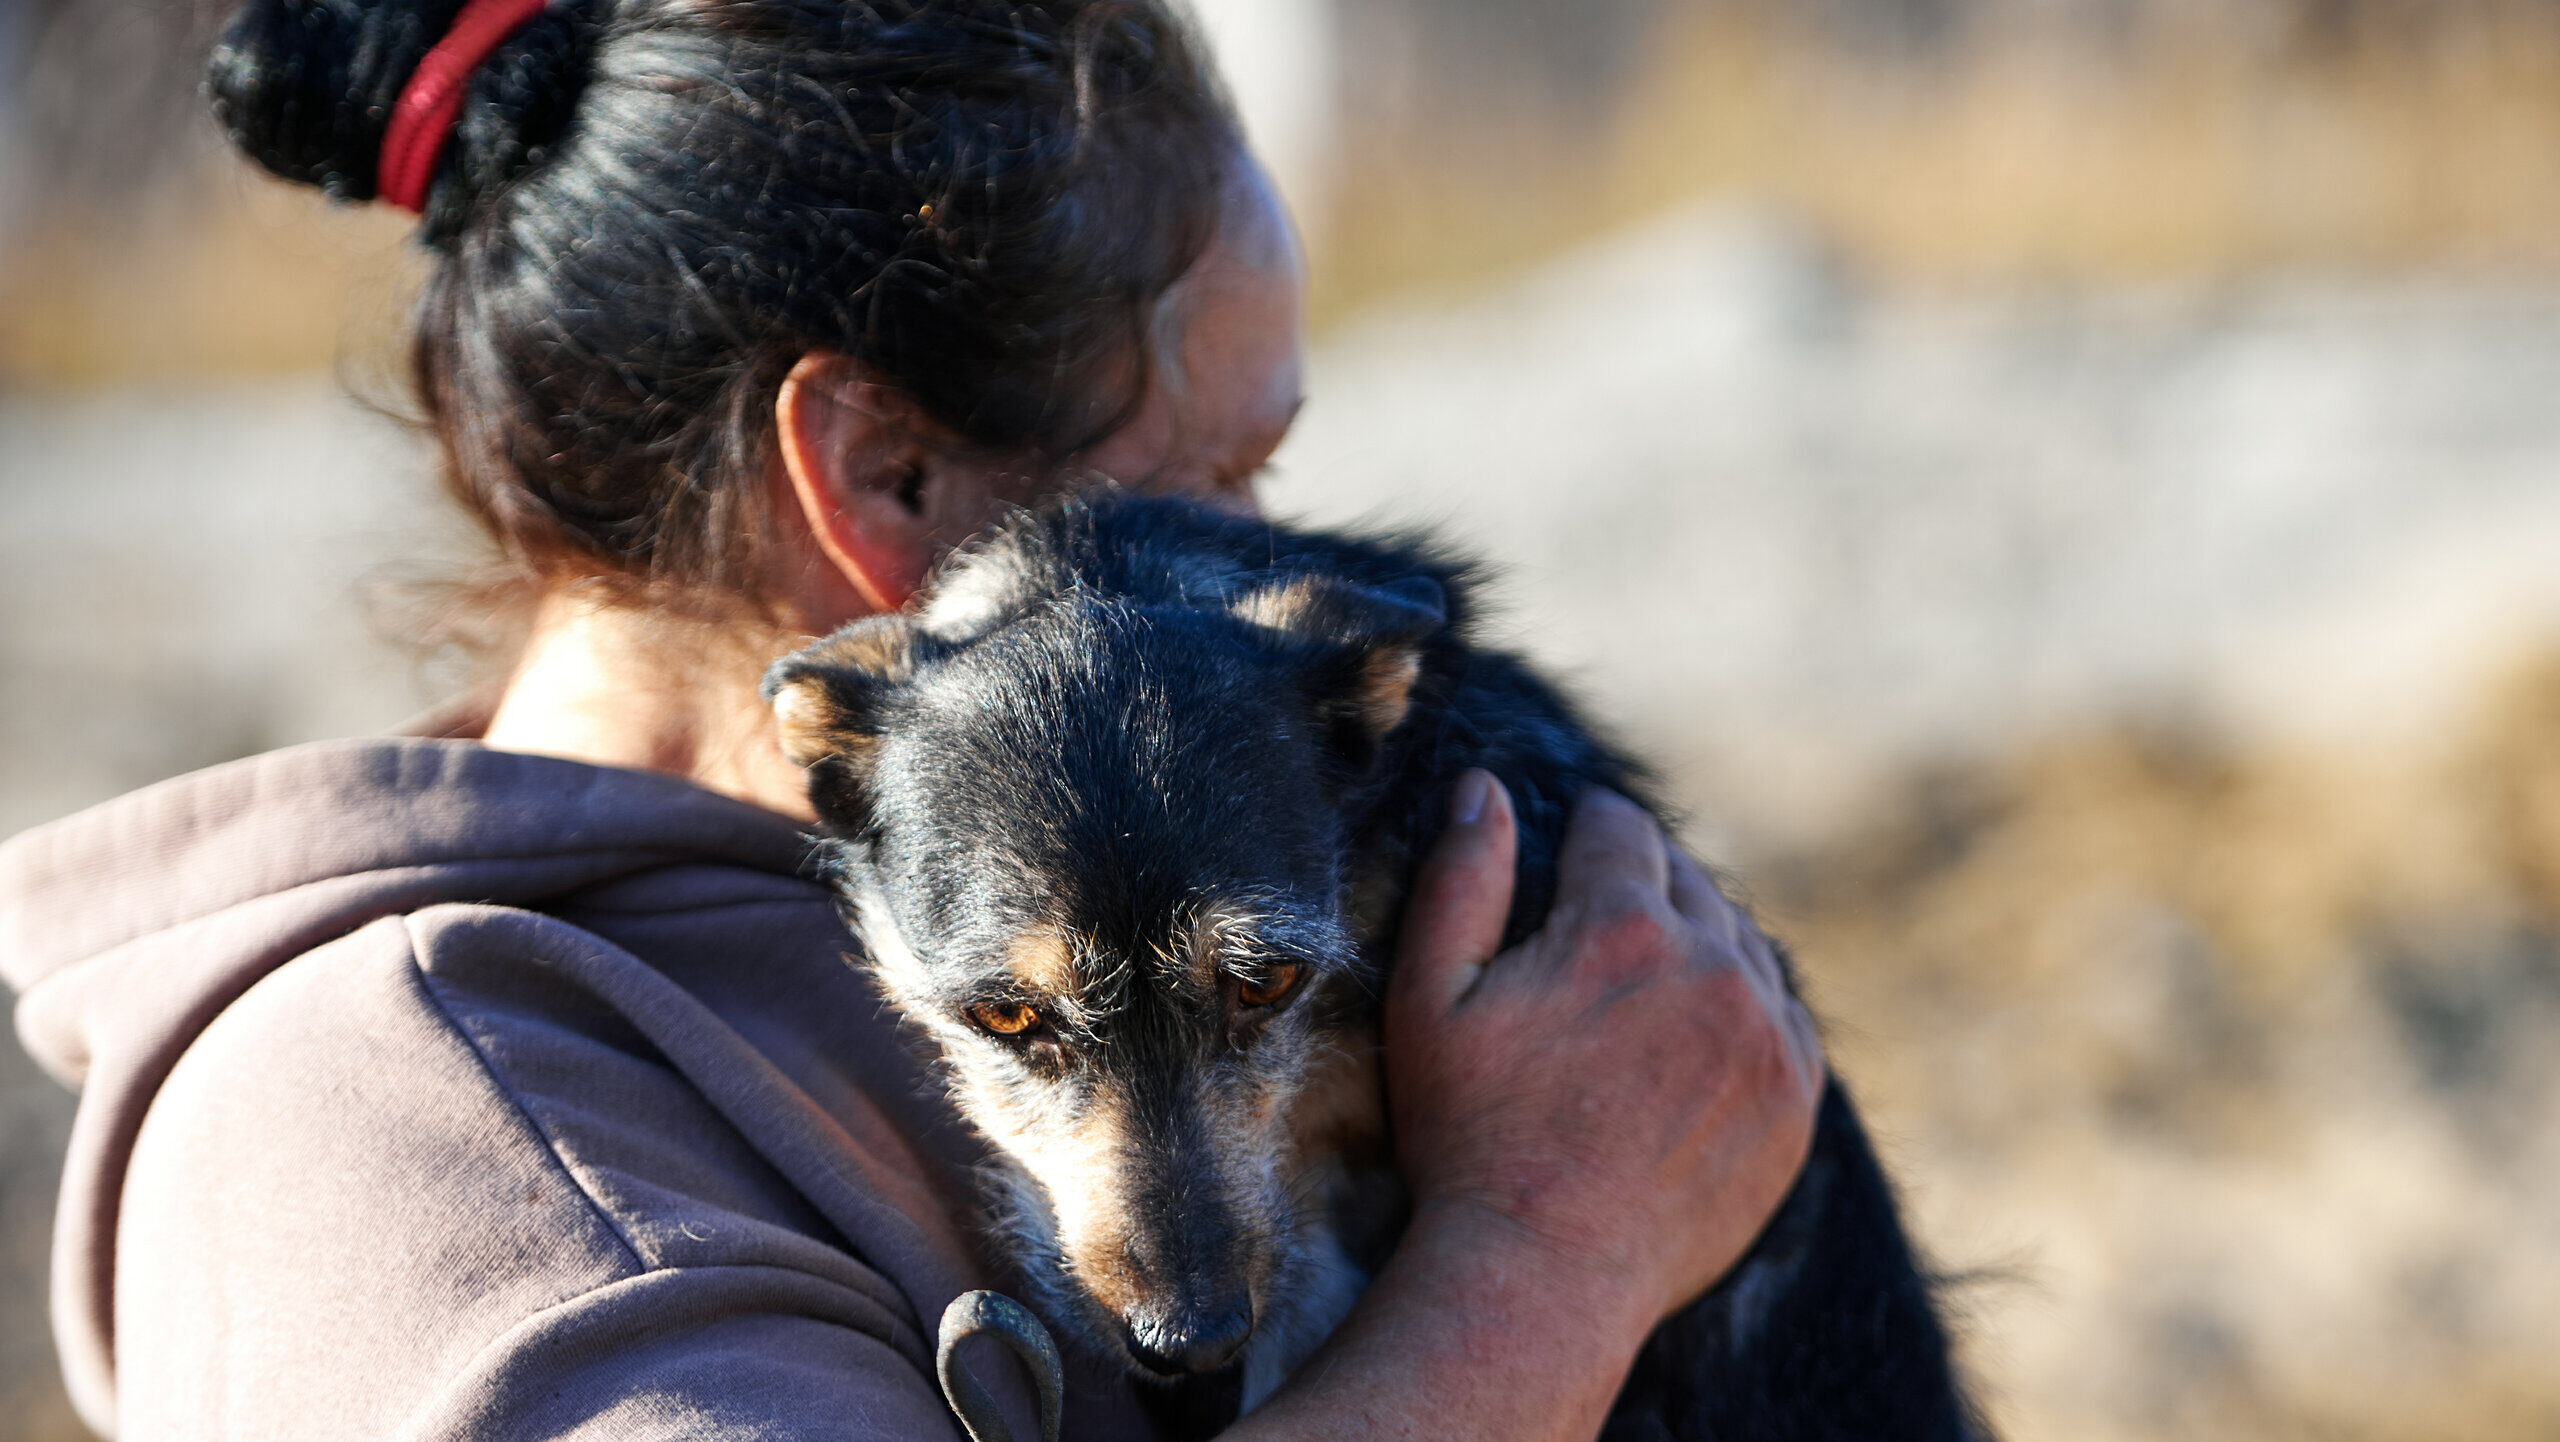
[377,0,555,213]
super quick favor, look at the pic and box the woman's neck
[480,589,820,822]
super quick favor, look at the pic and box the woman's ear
[776,351,964,613]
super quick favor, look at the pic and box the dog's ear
[1232,575,1447,768]
[762,617,916,821]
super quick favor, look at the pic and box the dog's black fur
[768,494,1983,1440]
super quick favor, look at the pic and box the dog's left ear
[1233,575,1447,767]
[762,616,916,820]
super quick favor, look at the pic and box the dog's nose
[1121,1298,1254,1376]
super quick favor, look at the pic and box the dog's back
[770,495,1985,1440]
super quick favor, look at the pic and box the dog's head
[766,555,1443,1379]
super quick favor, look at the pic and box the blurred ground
[6,1,2560,1439]
[1319,0,2560,309]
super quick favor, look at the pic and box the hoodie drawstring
[936,1290,1064,1442]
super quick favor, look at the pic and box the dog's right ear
[1232,574,1448,776]
[762,617,916,820]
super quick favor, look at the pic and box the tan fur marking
[1008,927,1078,994]
[1354,647,1423,740]
[770,677,864,768]
[819,627,921,681]
[993,1089,1148,1312]
[1231,576,1323,633]
[799,618,915,680]
[771,618,912,768]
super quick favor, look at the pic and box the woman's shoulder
[104,882,1004,1438]
[109,904,994,1440]
[5,737,1007,1435]
[139,898,945,1290]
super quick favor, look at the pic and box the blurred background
[7,0,2560,1437]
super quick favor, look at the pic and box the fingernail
[1449,770,1495,828]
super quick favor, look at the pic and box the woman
[0,0,1822,1437]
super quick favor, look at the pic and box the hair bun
[207,0,595,227]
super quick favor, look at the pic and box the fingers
[1668,848,1775,990]
[1666,846,1825,1090]
[1664,844,1720,924]
[1553,788,1671,911]
[1390,771,1519,1025]
[1666,846,1745,952]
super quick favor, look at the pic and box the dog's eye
[966,1001,1043,1037]
[1238,963,1305,1009]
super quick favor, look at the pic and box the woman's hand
[1229,773,1821,1441]
[1386,771,1825,1328]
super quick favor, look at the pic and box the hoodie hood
[3,738,813,1086]
[0,739,824,1428]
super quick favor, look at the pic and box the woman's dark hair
[206,0,1239,602]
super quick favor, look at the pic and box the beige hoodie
[0,739,1152,1441]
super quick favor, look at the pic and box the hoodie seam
[395,913,652,1277]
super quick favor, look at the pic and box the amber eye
[1238,963,1305,1009]
[967,1001,1042,1037]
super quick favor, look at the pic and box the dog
[766,494,1984,1440]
